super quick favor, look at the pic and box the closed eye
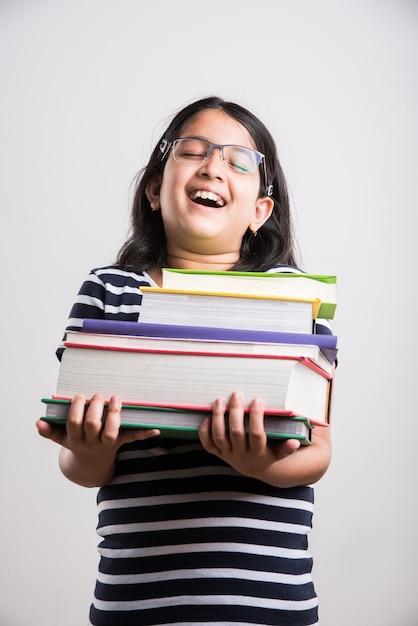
[178,150,206,159]
[228,161,251,174]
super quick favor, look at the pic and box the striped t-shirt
[60,265,323,626]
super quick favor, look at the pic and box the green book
[41,398,312,444]
[161,268,337,319]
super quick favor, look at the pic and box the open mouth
[189,190,226,208]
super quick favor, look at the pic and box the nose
[197,146,225,179]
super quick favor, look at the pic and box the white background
[1,1,417,624]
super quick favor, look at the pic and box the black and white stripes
[60,265,320,625]
[91,440,318,625]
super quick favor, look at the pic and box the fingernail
[110,395,122,410]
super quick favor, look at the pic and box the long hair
[117,96,298,271]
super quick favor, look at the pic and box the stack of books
[42,269,337,443]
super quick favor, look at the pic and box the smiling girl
[37,96,332,626]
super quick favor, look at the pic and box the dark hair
[117,96,298,271]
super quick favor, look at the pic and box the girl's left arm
[199,392,332,488]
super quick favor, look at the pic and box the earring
[151,201,160,212]
[251,229,258,238]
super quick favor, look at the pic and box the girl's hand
[199,391,331,488]
[36,393,160,486]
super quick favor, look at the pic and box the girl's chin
[188,201,223,214]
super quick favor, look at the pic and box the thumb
[35,419,67,446]
[281,438,301,456]
[117,426,161,446]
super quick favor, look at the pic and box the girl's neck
[167,252,238,271]
[149,252,239,287]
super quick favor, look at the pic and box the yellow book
[139,287,321,335]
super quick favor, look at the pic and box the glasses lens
[224,146,260,174]
[172,139,209,162]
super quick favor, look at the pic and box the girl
[37,96,332,626]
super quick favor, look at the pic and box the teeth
[192,190,225,207]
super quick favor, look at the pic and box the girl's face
[146,109,273,266]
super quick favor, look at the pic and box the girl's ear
[249,196,274,233]
[145,174,162,210]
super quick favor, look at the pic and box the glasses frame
[159,138,273,197]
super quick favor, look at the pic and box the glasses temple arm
[262,160,273,196]
[159,139,172,160]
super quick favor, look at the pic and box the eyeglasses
[160,137,273,196]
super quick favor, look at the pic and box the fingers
[199,392,300,458]
[211,397,230,451]
[200,392,262,454]
[69,393,117,443]
[101,396,161,444]
[199,398,228,454]
[68,394,160,446]
[227,392,246,440]
[100,395,122,444]
[246,397,268,454]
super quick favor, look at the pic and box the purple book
[81,319,338,363]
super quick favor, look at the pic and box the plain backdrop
[1,1,417,624]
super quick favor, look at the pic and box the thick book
[70,326,335,374]
[161,268,337,319]
[40,398,313,443]
[139,287,320,334]
[56,341,332,424]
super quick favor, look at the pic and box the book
[139,287,321,334]
[55,340,332,424]
[40,398,313,443]
[81,319,338,365]
[161,268,337,319]
[69,325,335,374]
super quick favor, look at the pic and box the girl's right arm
[36,394,160,487]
